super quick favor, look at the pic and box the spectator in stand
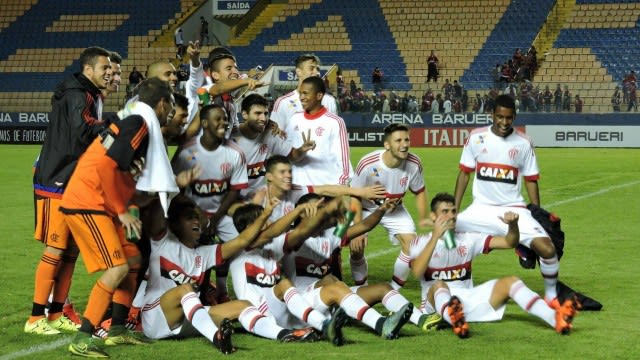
[431,94,441,114]
[611,86,622,112]
[528,45,538,73]
[628,80,637,112]
[336,69,345,98]
[512,48,523,69]
[127,66,145,100]
[441,79,453,100]
[543,86,553,112]
[443,96,452,114]
[382,95,391,113]
[553,84,562,112]
[407,96,418,114]
[473,93,484,113]
[492,64,501,90]
[174,27,185,60]
[426,50,439,83]
[461,90,469,112]
[372,67,384,94]
[500,62,512,84]
[574,94,583,113]
[200,16,210,46]
[562,86,572,112]
[453,80,463,102]
[350,79,357,95]
[623,70,637,104]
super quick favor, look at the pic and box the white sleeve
[521,142,540,177]
[230,152,249,189]
[459,135,477,170]
[333,118,353,185]
[322,94,338,114]
[268,132,293,157]
[186,63,204,102]
[409,161,426,193]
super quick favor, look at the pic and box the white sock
[539,255,559,300]
[350,256,368,286]
[340,293,382,330]
[434,288,452,325]
[131,280,147,309]
[181,292,217,342]
[381,289,421,325]
[390,251,411,289]
[421,298,436,314]
[509,280,556,327]
[283,287,326,330]
[238,306,283,340]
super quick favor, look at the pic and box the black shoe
[213,318,236,354]
[322,307,348,346]
[278,327,318,343]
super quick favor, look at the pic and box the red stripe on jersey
[224,139,246,164]
[524,174,540,181]
[82,93,101,126]
[407,153,423,173]
[355,154,380,175]
[482,235,493,254]
[230,183,249,190]
[272,91,295,112]
[334,114,351,185]
[459,164,475,173]
[410,186,425,195]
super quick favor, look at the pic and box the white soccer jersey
[230,131,293,199]
[352,149,425,211]
[285,107,353,186]
[409,231,493,297]
[142,230,223,309]
[271,90,337,132]
[229,234,288,309]
[172,134,248,213]
[459,126,539,206]
[282,228,346,290]
[255,184,312,222]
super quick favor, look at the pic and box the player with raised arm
[409,193,578,339]
[454,94,562,308]
[350,124,430,289]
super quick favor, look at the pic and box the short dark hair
[265,155,290,173]
[383,123,410,142]
[207,47,235,72]
[295,192,323,206]
[200,103,225,122]
[233,203,264,232]
[109,51,122,65]
[137,78,173,108]
[294,53,320,68]
[241,93,269,113]
[302,76,325,94]
[79,46,110,69]
[494,94,516,112]
[430,192,455,212]
[173,92,188,111]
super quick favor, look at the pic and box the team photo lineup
[7,0,639,358]
[21,42,594,359]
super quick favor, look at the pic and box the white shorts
[141,301,211,339]
[286,281,331,329]
[232,280,292,328]
[364,204,416,245]
[216,215,239,242]
[450,279,506,322]
[455,202,548,248]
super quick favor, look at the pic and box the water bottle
[126,206,140,242]
[443,229,456,249]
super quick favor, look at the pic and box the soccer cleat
[68,332,109,358]
[92,326,109,340]
[322,307,348,346]
[64,303,82,326]
[24,318,61,335]
[447,296,469,339]
[49,315,80,332]
[381,302,413,339]
[546,297,561,310]
[417,312,444,332]
[555,299,578,335]
[213,318,236,354]
[104,325,153,346]
[279,327,319,343]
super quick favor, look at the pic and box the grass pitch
[0,145,638,359]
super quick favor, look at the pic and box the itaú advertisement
[526,125,640,148]
[406,127,525,147]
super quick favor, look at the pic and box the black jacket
[34,73,108,198]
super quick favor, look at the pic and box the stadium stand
[0,0,638,114]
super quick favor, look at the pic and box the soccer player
[285,76,353,187]
[230,199,350,345]
[27,46,112,335]
[350,123,430,289]
[271,53,337,133]
[61,78,175,357]
[145,61,178,92]
[281,193,416,344]
[232,93,316,199]
[454,94,562,306]
[409,193,578,338]
[103,51,122,99]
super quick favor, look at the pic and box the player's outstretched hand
[119,211,142,240]
[360,184,386,200]
[176,164,202,188]
[499,211,519,225]
[300,129,316,152]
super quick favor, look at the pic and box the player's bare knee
[498,275,520,288]
[317,274,339,287]
[273,278,293,299]
[532,237,556,258]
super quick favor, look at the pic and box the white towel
[119,101,178,217]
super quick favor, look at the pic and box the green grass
[1,145,639,359]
